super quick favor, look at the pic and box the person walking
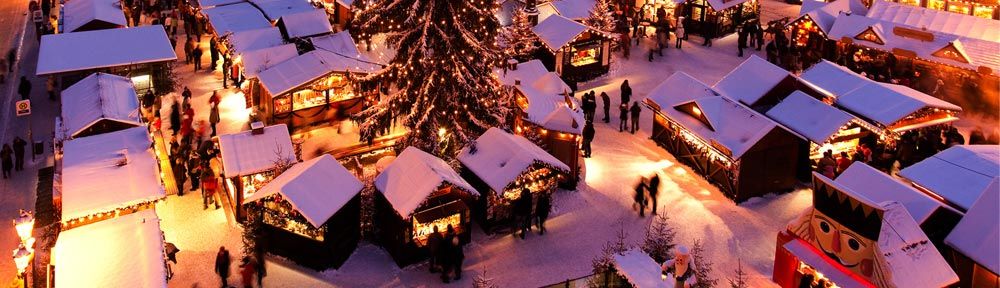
[209,37,219,71]
[582,91,597,122]
[836,151,852,175]
[600,91,610,123]
[201,168,219,209]
[254,243,266,287]
[701,17,715,47]
[1,144,13,179]
[619,103,629,132]
[222,56,232,88]
[515,188,532,239]
[173,157,187,196]
[184,37,194,64]
[648,173,660,213]
[447,235,464,281]
[427,225,443,273]
[674,18,685,49]
[437,226,454,283]
[629,101,641,134]
[18,76,31,100]
[754,21,765,50]
[215,246,231,288]
[535,191,551,235]
[737,26,748,57]
[12,137,26,171]
[188,155,201,192]
[7,48,15,72]
[620,79,632,105]
[239,256,257,288]
[634,177,647,217]
[582,121,595,158]
[0,58,7,84]
[169,101,181,136]
[192,45,203,71]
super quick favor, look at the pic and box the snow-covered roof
[783,239,872,288]
[227,27,285,55]
[37,25,176,75]
[866,0,1000,42]
[60,73,142,138]
[54,209,166,288]
[375,147,477,218]
[876,202,959,288]
[244,154,363,227]
[494,60,583,133]
[533,14,589,51]
[645,72,782,159]
[240,43,299,78]
[707,0,755,12]
[799,60,870,98]
[62,0,127,33]
[611,249,669,288]
[797,0,868,34]
[546,0,596,20]
[765,91,854,144]
[899,145,1000,211]
[198,0,245,8]
[835,80,961,126]
[257,46,380,97]
[217,124,297,177]
[279,9,332,39]
[836,163,947,223]
[458,128,570,194]
[61,127,165,221]
[202,2,272,36]
[945,178,999,274]
[310,30,371,61]
[713,55,791,106]
[249,0,317,22]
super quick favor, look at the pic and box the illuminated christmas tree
[499,8,539,60]
[586,0,616,33]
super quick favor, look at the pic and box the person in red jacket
[836,151,853,175]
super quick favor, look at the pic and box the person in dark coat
[447,235,464,281]
[192,46,203,71]
[438,225,456,283]
[629,102,641,134]
[210,93,221,136]
[600,92,611,123]
[1,144,13,179]
[582,91,597,122]
[7,48,15,72]
[634,177,647,217]
[619,103,629,132]
[173,157,187,196]
[142,90,155,112]
[188,154,201,192]
[702,16,715,47]
[169,101,181,136]
[620,80,632,105]
[18,76,31,100]
[12,137,26,171]
[737,26,748,57]
[535,192,551,235]
[215,246,231,288]
[426,225,443,273]
[209,37,219,71]
[582,121,595,158]
[648,173,660,213]
[515,188,532,239]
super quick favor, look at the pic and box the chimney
[514,78,521,86]
[508,58,519,70]
[251,122,266,135]
[524,0,540,26]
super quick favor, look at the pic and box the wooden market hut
[57,73,143,140]
[787,0,867,52]
[276,9,334,40]
[373,147,479,267]
[236,43,300,108]
[243,155,363,270]
[765,91,861,176]
[942,178,1000,288]
[217,123,298,220]
[898,145,999,214]
[59,0,127,33]
[537,0,596,22]
[249,0,317,23]
[532,14,614,85]
[456,128,570,232]
[495,60,585,186]
[322,0,356,31]
[52,210,168,288]
[595,248,672,287]
[643,72,805,202]
[678,0,758,38]
[36,25,177,92]
[712,56,817,112]
[201,2,273,39]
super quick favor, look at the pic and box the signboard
[32,11,42,24]
[15,100,30,116]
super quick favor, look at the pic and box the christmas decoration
[499,8,539,61]
[641,212,677,263]
[586,0,616,33]
[473,267,500,288]
[352,0,511,158]
[690,239,718,288]
[728,258,750,288]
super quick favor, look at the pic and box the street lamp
[12,210,34,288]
[13,245,31,288]
[14,210,34,242]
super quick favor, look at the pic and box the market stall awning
[836,163,950,223]
[60,73,142,139]
[799,60,871,99]
[612,249,670,288]
[899,145,1000,211]
[228,27,285,55]
[783,239,876,288]
[240,43,299,79]
[713,55,793,106]
[866,0,999,42]
[217,124,297,177]
[278,9,333,39]
[37,25,177,76]
[458,128,570,194]
[375,147,478,218]
[834,80,961,126]
[249,0,317,22]
[54,209,167,288]
[765,91,854,144]
[62,0,127,33]
[202,2,272,36]
[61,126,165,223]
[945,178,1000,274]
[245,154,363,227]
[533,14,589,52]
[257,47,381,97]
[493,60,582,134]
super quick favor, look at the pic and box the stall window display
[927,0,946,10]
[947,2,971,14]
[241,172,277,201]
[412,211,462,247]
[569,42,601,67]
[260,196,327,241]
[973,5,995,18]
[273,74,358,114]
[898,0,920,6]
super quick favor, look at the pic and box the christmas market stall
[942,178,1000,288]
[243,154,363,270]
[52,209,168,288]
[643,72,806,202]
[788,0,867,51]
[56,73,142,141]
[221,28,290,89]
[899,145,999,213]
[58,0,127,33]
[36,25,176,91]
[773,163,960,288]
[712,56,805,111]
[606,248,674,287]
[457,128,569,231]
[217,123,298,220]
[533,14,615,84]
[765,91,860,163]
[679,0,759,38]
[198,0,245,8]
[250,0,318,22]
[373,147,478,267]
[276,9,334,40]
[238,43,300,107]
[495,59,584,185]
[58,126,165,229]
[201,2,273,38]
[537,0,597,22]
[317,0,356,30]
[872,0,998,20]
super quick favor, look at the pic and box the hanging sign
[15,100,30,116]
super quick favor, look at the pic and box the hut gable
[62,0,127,33]
[713,56,793,107]
[457,128,570,194]
[931,41,970,64]
[375,147,478,218]
[532,14,590,52]
[854,25,885,45]
[59,73,142,139]
[245,155,363,227]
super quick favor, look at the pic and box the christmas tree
[691,239,718,288]
[586,0,616,33]
[352,0,510,157]
[728,258,750,288]
[499,8,539,61]
[641,212,677,263]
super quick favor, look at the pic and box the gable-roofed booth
[787,0,867,57]
[899,145,999,213]
[52,210,168,288]
[56,73,142,141]
[679,0,759,38]
[532,14,614,86]
[643,72,806,202]
[58,0,128,33]
[457,128,569,232]
[276,9,333,40]
[243,154,363,270]
[217,123,298,220]
[943,178,999,288]
[373,147,478,267]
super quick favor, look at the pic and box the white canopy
[835,81,961,126]
[612,249,670,288]
[797,0,868,34]
[279,9,333,39]
[228,27,285,55]
[837,163,949,223]
[217,124,297,177]
[866,0,1000,42]
[799,60,870,98]
[245,155,363,227]
[240,44,299,78]
[713,55,792,106]
[945,178,999,274]
[533,14,589,52]
[60,73,142,139]
[538,0,596,21]
[899,145,1000,211]
[707,0,755,12]
[765,91,854,144]
[249,0,317,22]
[458,128,570,194]
[202,2,272,36]
[494,60,583,134]
[54,209,166,288]
[198,0,245,8]
[62,0,127,33]
[61,127,165,222]
[37,25,176,75]
[375,147,477,218]
[309,30,376,65]
[257,47,380,97]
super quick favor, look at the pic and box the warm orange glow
[691,106,702,116]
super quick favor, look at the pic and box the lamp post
[13,245,30,288]
[12,210,34,288]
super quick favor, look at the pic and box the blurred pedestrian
[239,256,257,288]
[515,188,532,239]
[634,177,648,217]
[629,101,641,134]
[427,225,442,273]
[674,18,685,49]
[619,103,628,132]
[192,46,203,71]
[18,76,31,100]
[648,173,660,213]
[535,191,551,235]
[582,121,595,157]
[600,91,610,123]
[210,91,221,136]
[201,167,219,209]
[12,137,26,171]
[1,144,13,178]
[215,246,231,288]
[46,76,56,100]
[173,157,187,195]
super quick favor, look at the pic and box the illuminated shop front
[680,0,759,38]
[881,0,998,19]
[532,14,614,85]
[217,123,298,221]
[373,147,478,267]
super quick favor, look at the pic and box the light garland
[61,198,164,229]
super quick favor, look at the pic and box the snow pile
[227,27,285,55]
[279,9,333,39]
[59,73,142,139]
[713,55,791,106]
[533,14,588,52]
[62,0,127,33]
[201,3,272,36]
[239,43,299,79]
[374,147,477,218]
[37,25,176,75]
[944,178,999,274]
[899,145,1000,210]
[245,154,363,227]
[458,128,570,194]
[836,163,947,223]
[612,249,670,288]
[765,91,854,144]
[61,127,165,221]
[53,209,167,288]
[217,124,296,177]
